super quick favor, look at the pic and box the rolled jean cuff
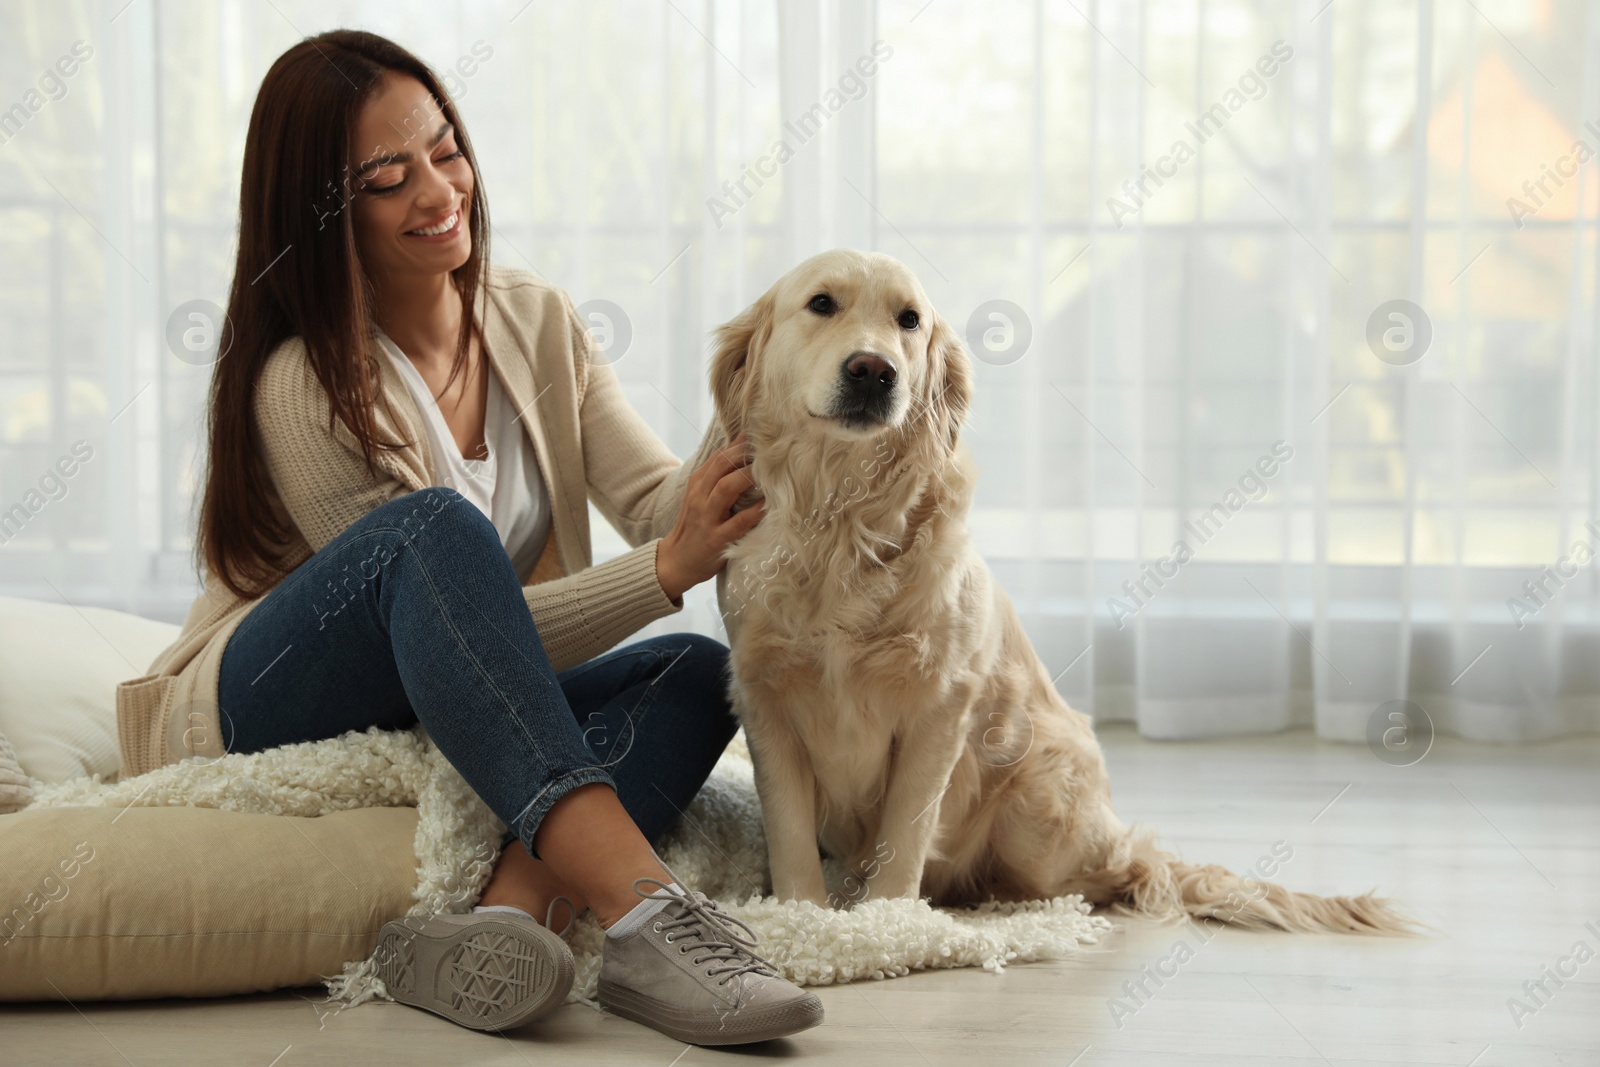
[512,766,619,860]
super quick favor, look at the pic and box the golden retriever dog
[681,248,1407,934]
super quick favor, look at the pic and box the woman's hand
[655,433,766,603]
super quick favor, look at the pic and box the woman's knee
[655,632,733,708]
[369,488,500,556]
[660,632,729,672]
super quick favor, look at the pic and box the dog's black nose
[831,351,897,428]
[842,351,897,390]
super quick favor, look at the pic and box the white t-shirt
[375,330,552,577]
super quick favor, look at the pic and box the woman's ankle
[478,886,587,926]
[479,843,589,928]
[531,783,677,928]
[590,872,679,930]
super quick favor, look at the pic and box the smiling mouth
[406,209,460,237]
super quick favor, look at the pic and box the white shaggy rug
[28,725,1109,1009]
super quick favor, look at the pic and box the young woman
[121,29,821,1045]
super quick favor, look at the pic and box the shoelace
[632,876,781,986]
[545,895,577,940]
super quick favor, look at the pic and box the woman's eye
[897,308,919,330]
[808,293,836,315]
[361,171,403,195]
[363,150,462,197]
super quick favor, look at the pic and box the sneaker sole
[375,913,574,1032]
[597,976,824,1045]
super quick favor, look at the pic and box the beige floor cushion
[0,803,420,1001]
[0,595,181,784]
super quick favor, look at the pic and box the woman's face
[348,72,473,283]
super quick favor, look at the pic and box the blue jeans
[215,487,738,859]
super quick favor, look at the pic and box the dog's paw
[770,877,831,909]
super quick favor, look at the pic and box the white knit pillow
[0,728,29,813]
[0,596,181,784]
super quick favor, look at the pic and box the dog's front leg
[743,720,830,905]
[857,695,976,901]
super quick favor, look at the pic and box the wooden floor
[5,725,1597,1066]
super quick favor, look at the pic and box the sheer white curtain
[3,0,1596,744]
[727,0,1600,745]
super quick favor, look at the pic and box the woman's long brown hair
[198,29,489,599]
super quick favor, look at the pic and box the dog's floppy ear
[923,311,973,454]
[710,288,776,442]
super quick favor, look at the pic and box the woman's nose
[415,164,458,210]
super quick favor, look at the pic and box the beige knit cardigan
[115,266,694,778]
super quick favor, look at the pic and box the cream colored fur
[699,249,1410,935]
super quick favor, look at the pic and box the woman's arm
[559,293,763,607]
[565,297,691,547]
[519,542,681,670]
[254,336,683,671]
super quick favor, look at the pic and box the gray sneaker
[597,878,824,1045]
[373,908,574,1031]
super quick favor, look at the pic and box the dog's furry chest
[731,638,903,853]
[719,522,985,845]
[726,581,926,748]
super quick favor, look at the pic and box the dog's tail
[1094,827,1417,936]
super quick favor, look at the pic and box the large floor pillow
[0,594,182,802]
[0,804,419,1001]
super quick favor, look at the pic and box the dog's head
[710,249,972,456]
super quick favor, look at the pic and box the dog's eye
[808,293,837,316]
[897,308,920,331]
